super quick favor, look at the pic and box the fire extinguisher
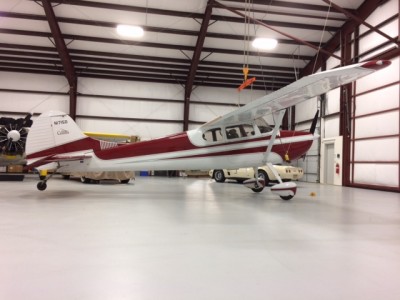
[335,163,340,174]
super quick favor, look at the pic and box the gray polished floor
[1,175,400,300]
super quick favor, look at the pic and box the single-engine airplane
[25,60,390,199]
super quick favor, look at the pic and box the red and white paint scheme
[26,60,390,198]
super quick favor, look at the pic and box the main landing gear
[243,164,297,200]
[243,167,266,193]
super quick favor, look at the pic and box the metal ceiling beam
[301,0,394,76]
[35,0,340,32]
[0,66,283,91]
[0,55,293,86]
[0,50,294,80]
[218,4,347,21]
[183,0,214,131]
[321,0,399,46]
[220,0,351,13]
[0,28,313,61]
[42,0,350,15]
[40,0,77,119]
[213,1,341,61]
[0,43,297,74]
[0,11,331,45]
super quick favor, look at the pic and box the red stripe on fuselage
[94,130,312,161]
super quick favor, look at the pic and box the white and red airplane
[25,60,390,199]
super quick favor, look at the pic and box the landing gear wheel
[251,185,264,193]
[81,176,91,183]
[257,169,270,186]
[37,181,47,191]
[280,195,293,201]
[250,169,268,192]
[214,170,226,183]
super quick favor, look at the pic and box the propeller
[0,114,32,156]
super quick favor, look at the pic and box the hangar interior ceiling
[0,0,397,99]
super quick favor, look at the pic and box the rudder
[26,111,86,157]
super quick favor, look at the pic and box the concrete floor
[0,175,400,300]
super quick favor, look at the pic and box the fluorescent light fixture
[116,24,144,38]
[252,38,278,50]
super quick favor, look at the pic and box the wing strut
[243,109,286,193]
[262,109,286,165]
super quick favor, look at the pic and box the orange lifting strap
[237,77,256,92]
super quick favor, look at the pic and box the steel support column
[339,32,352,186]
[41,0,77,119]
[183,0,214,131]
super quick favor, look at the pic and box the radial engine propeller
[0,114,33,156]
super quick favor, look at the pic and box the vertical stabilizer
[26,111,86,157]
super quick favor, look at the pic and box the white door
[324,143,335,185]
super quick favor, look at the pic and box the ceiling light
[252,38,278,50]
[116,24,144,38]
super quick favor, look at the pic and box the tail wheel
[37,181,47,191]
[214,170,226,183]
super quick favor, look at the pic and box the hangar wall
[0,72,70,116]
[294,0,399,190]
[349,0,399,190]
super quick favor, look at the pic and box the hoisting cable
[312,1,332,73]
[238,0,256,92]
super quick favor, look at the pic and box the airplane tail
[26,110,88,161]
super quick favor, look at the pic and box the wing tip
[361,60,391,70]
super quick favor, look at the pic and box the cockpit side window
[226,126,240,139]
[226,124,255,139]
[241,124,255,137]
[202,128,223,142]
[255,117,274,134]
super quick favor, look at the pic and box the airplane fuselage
[28,128,314,173]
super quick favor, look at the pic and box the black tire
[120,179,130,184]
[214,170,226,183]
[257,169,270,186]
[37,181,47,191]
[280,195,294,201]
[236,179,245,183]
[250,169,269,192]
[62,174,70,180]
[251,185,264,193]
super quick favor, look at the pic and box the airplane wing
[202,60,390,128]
